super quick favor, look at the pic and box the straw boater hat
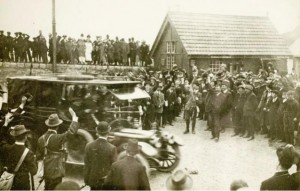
[45,114,63,127]
[10,125,30,137]
[166,169,193,190]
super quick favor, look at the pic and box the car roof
[7,75,140,86]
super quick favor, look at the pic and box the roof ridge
[167,11,268,19]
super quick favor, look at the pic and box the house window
[166,41,175,69]
[161,58,165,66]
[167,55,171,69]
[166,41,175,53]
[171,55,175,67]
[211,60,222,72]
[167,42,171,53]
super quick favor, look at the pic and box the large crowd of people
[2,59,300,190]
[0,30,152,66]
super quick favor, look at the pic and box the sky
[0,0,299,46]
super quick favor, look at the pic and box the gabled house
[283,24,300,75]
[150,12,292,74]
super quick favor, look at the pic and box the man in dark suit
[260,144,297,190]
[84,121,117,190]
[243,85,258,141]
[36,108,79,190]
[282,90,299,145]
[0,124,37,190]
[220,80,233,132]
[104,139,151,190]
[4,31,14,62]
[210,84,226,142]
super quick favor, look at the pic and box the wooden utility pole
[52,0,57,73]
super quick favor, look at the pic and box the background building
[150,12,292,74]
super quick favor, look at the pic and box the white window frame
[171,42,175,54]
[167,55,171,69]
[171,55,175,68]
[167,42,171,53]
[211,60,222,72]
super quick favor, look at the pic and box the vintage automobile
[5,74,182,174]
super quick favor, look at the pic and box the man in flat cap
[242,84,258,141]
[36,108,79,190]
[84,121,117,190]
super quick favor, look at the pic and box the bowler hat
[96,121,110,134]
[166,169,193,190]
[10,125,30,137]
[45,114,63,127]
[124,139,140,154]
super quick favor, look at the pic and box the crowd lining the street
[0,30,152,66]
[2,42,300,190]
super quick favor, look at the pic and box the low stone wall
[0,62,145,82]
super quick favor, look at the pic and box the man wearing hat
[242,84,258,141]
[104,139,150,190]
[0,30,5,61]
[268,90,281,141]
[257,83,273,137]
[282,90,299,145]
[232,85,246,137]
[36,108,79,190]
[153,83,165,128]
[166,169,193,190]
[260,144,298,190]
[4,31,13,62]
[84,121,117,190]
[0,124,37,190]
[220,79,233,132]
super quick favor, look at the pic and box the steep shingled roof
[151,12,291,57]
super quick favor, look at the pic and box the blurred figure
[104,139,150,190]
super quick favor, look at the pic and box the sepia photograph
[0,0,300,190]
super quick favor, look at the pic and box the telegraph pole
[52,0,57,73]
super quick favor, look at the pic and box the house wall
[152,23,189,70]
[190,58,261,74]
[188,57,287,75]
